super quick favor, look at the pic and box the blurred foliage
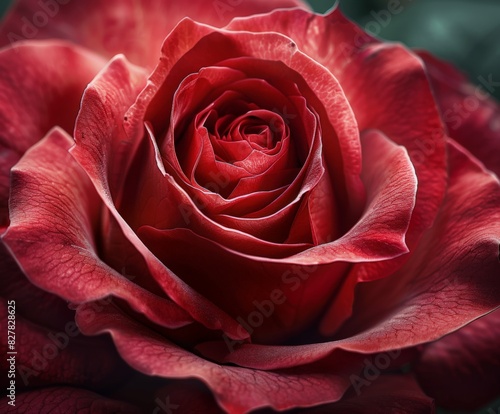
[0,1,10,17]
[312,0,500,100]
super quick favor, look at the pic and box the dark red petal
[416,309,500,410]
[76,303,357,413]
[138,225,349,343]
[0,41,105,225]
[419,50,500,177]
[0,300,130,391]
[0,242,74,331]
[310,375,434,414]
[154,381,223,414]
[1,227,129,393]
[71,56,246,340]
[0,0,308,68]
[3,128,191,330]
[0,387,141,413]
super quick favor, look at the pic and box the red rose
[1,1,499,413]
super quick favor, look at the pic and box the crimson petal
[0,387,141,413]
[0,41,104,226]
[0,0,308,68]
[416,309,500,410]
[76,302,358,413]
[3,128,192,330]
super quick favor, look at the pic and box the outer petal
[339,139,500,347]
[419,50,500,178]
[310,375,434,414]
[0,387,141,413]
[1,240,132,392]
[76,302,359,414]
[415,309,500,410]
[0,0,308,68]
[2,128,192,331]
[0,40,105,226]
[0,299,131,391]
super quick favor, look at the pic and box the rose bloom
[0,0,499,413]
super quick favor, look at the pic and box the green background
[0,0,499,413]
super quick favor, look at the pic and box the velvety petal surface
[0,40,105,225]
[0,0,308,68]
[76,302,359,414]
[415,308,500,410]
[0,387,141,413]
[419,50,500,177]
[310,375,434,414]
[0,299,130,391]
[2,128,192,331]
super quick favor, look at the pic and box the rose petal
[419,50,500,178]
[127,18,420,265]
[154,380,222,414]
[340,140,500,345]
[0,242,74,331]
[0,300,130,391]
[71,55,247,340]
[0,40,105,225]
[0,0,308,68]
[415,309,500,410]
[318,129,417,334]
[0,387,141,413]
[138,225,349,343]
[76,303,358,413]
[310,375,434,414]
[3,127,192,331]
